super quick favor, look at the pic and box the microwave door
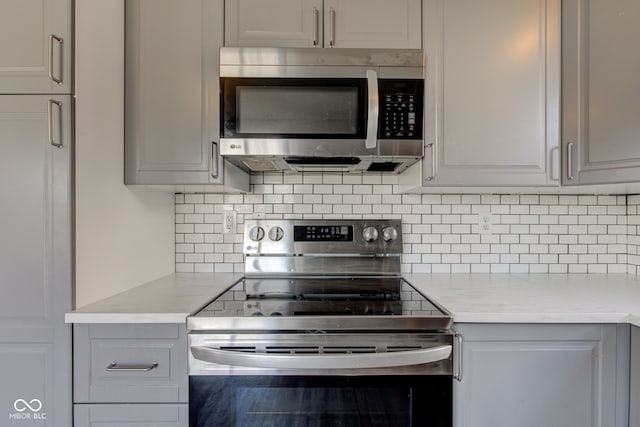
[221,78,368,140]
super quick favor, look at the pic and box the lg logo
[8,398,46,421]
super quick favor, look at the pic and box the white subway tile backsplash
[174,173,640,275]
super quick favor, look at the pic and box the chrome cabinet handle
[365,70,379,150]
[550,146,560,181]
[47,100,63,148]
[106,362,158,372]
[211,141,219,179]
[567,142,575,181]
[48,34,64,85]
[425,142,436,181]
[454,333,463,382]
[312,7,319,47]
[191,345,452,370]
[329,7,336,47]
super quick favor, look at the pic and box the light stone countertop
[66,273,640,326]
[65,273,243,323]
[403,273,640,326]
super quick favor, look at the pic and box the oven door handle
[191,345,451,370]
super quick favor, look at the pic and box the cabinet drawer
[73,324,188,403]
[74,403,188,427]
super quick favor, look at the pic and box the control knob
[382,226,398,242]
[268,226,284,241]
[248,226,265,242]
[362,226,379,242]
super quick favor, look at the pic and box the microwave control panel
[379,79,424,139]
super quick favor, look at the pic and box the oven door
[188,332,453,426]
[189,375,451,427]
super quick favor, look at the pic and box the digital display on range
[294,225,353,242]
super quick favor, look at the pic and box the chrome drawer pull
[106,362,158,372]
[191,345,451,370]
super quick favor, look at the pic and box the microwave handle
[365,70,379,150]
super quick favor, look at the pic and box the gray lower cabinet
[125,0,248,191]
[0,95,72,427]
[631,326,640,427]
[562,0,640,185]
[74,404,188,427]
[453,323,629,427]
[224,0,421,49]
[73,323,188,426]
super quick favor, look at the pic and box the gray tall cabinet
[0,1,72,426]
[632,326,640,427]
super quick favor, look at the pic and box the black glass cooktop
[194,277,447,318]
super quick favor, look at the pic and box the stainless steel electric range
[187,219,454,427]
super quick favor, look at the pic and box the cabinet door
[632,326,640,427]
[453,324,629,427]
[126,0,249,191]
[324,0,421,48]
[421,0,560,187]
[0,0,71,94]
[125,0,217,185]
[563,0,640,185]
[125,0,213,184]
[74,404,188,427]
[0,95,72,426]
[225,0,322,47]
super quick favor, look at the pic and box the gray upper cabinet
[125,0,249,191]
[225,0,322,47]
[562,0,640,185]
[0,95,72,426]
[453,324,629,427]
[0,0,72,94]
[400,0,560,191]
[224,0,421,48]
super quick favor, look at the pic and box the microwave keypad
[379,80,423,140]
[383,94,416,138]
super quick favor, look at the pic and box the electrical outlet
[478,212,493,235]
[222,210,236,234]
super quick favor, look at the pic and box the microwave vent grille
[367,162,401,172]
[242,159,281,172]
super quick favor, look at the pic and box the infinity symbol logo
[13,399,42,412]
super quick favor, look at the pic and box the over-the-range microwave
[219,47,424,174]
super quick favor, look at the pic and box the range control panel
[243,219,402,255]
[379,79,423,139]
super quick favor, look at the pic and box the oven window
[190,376,451,427]
[221,78,368,138]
